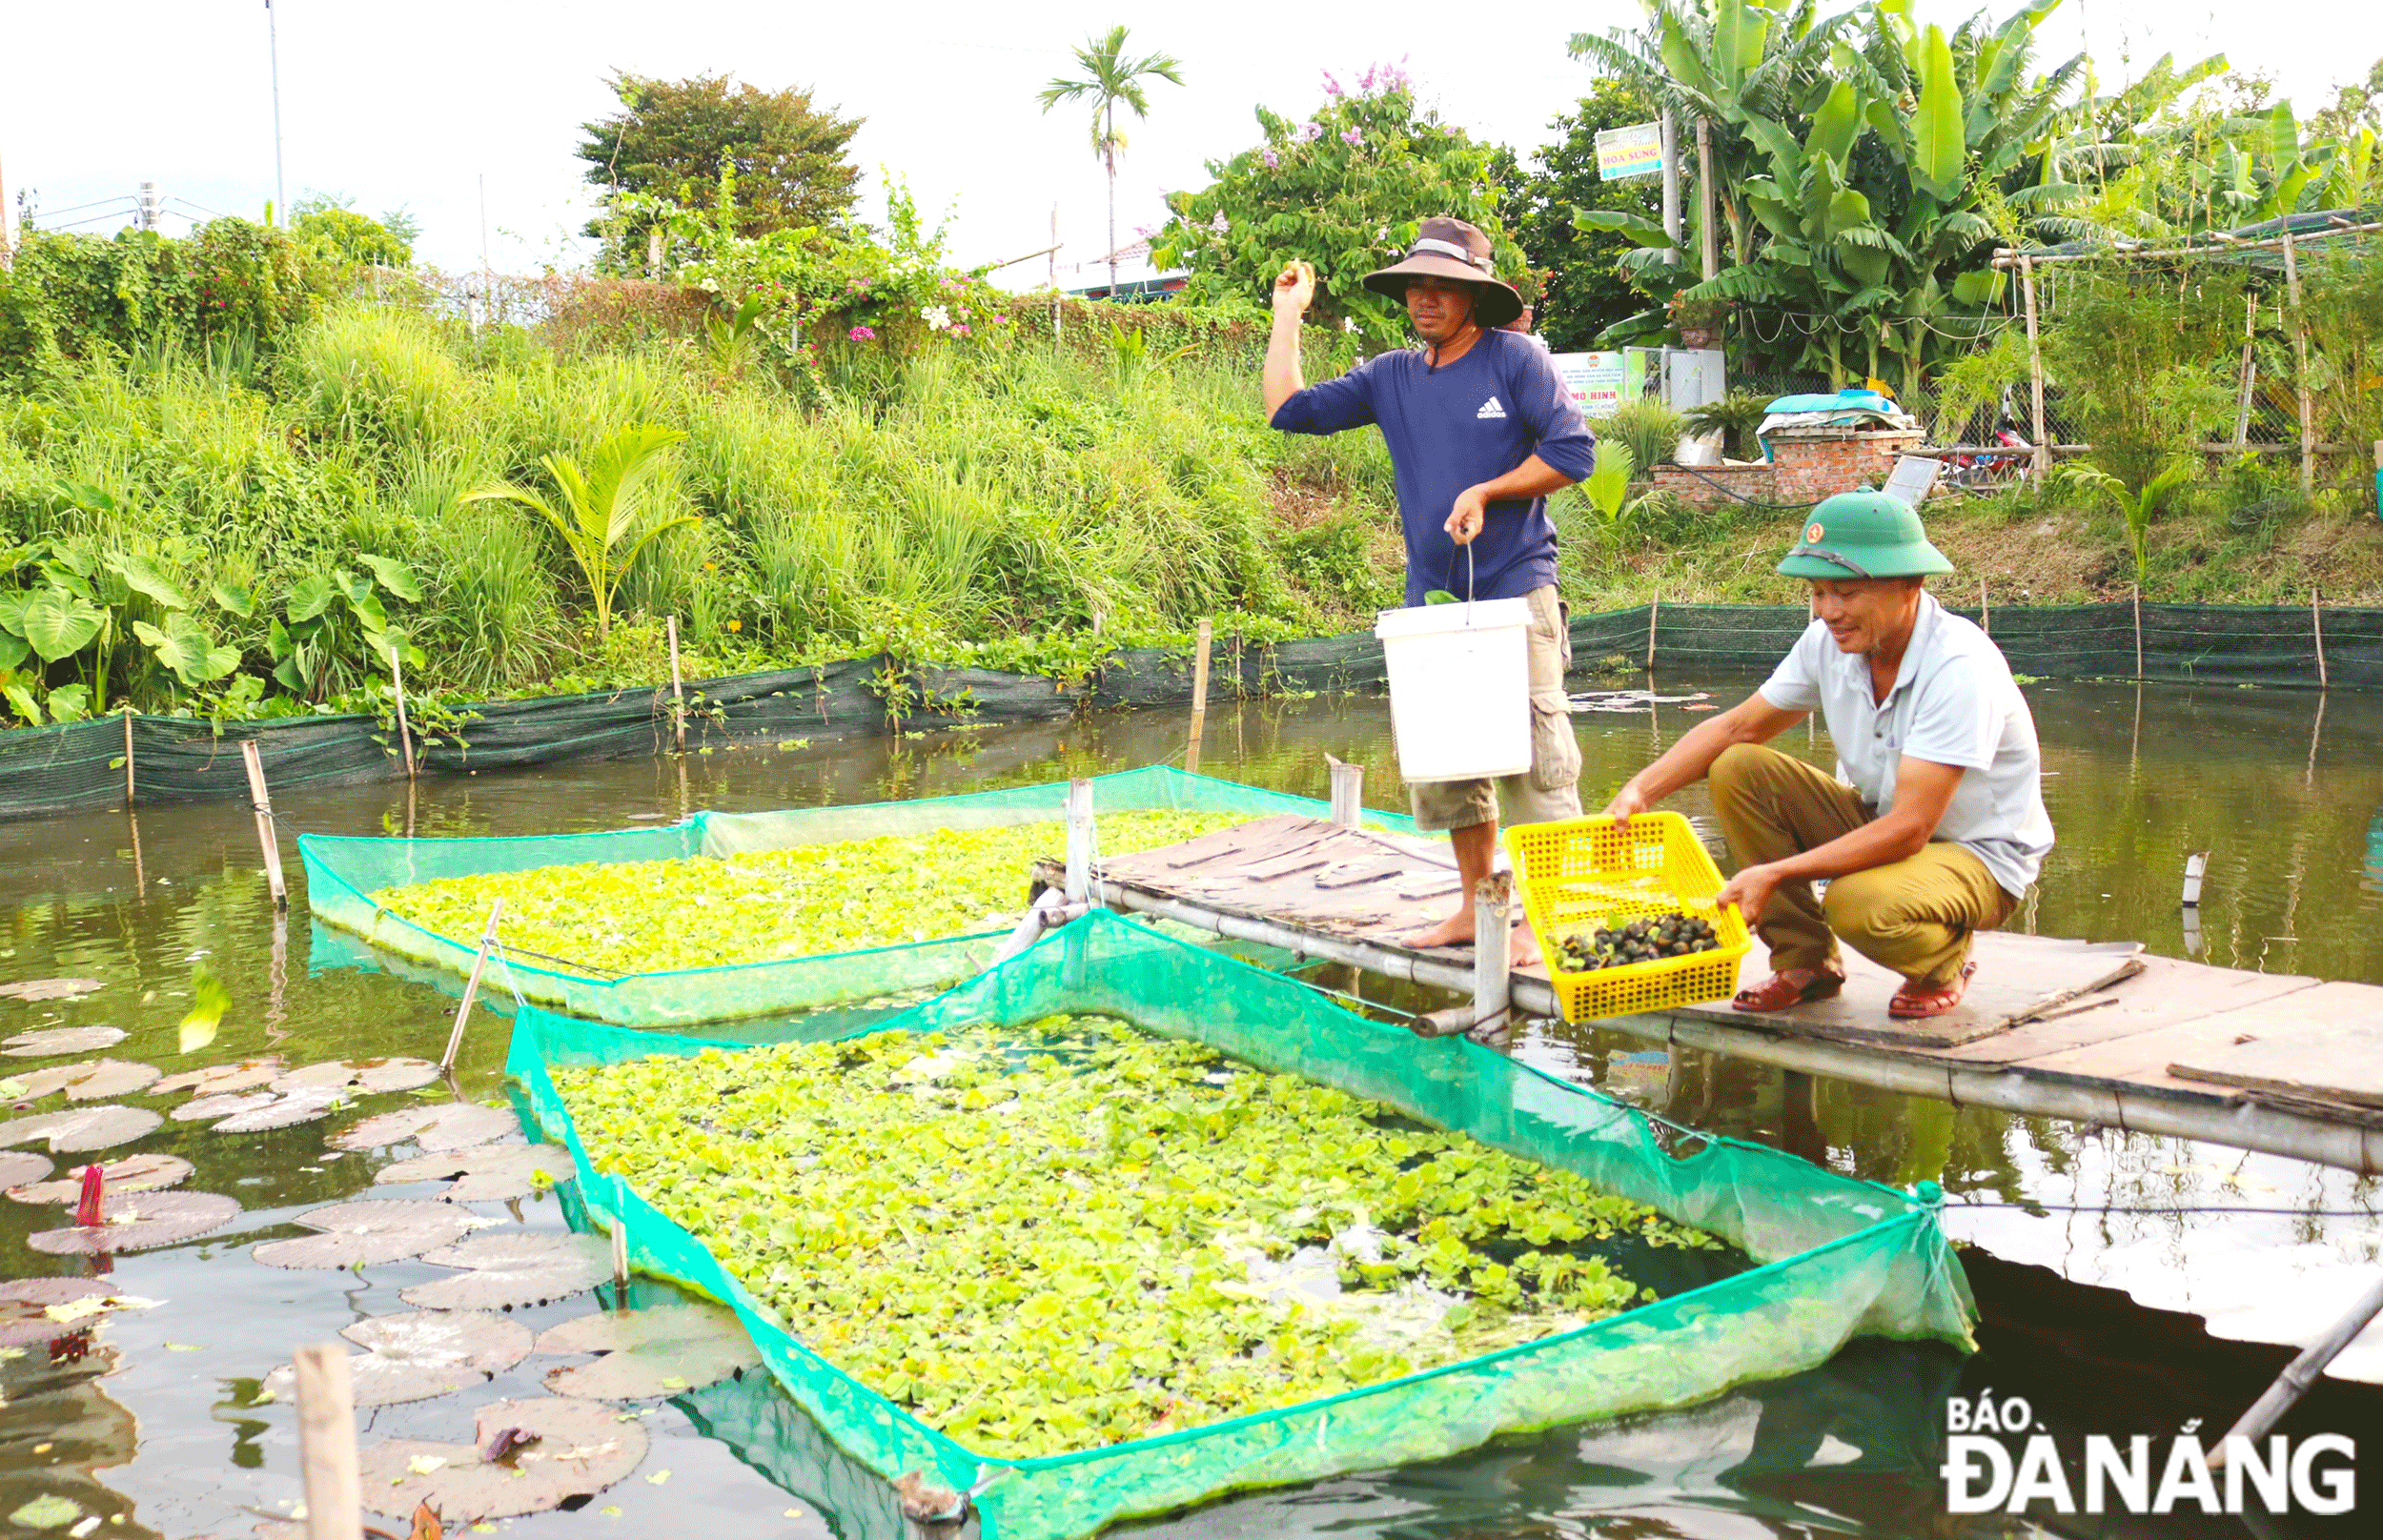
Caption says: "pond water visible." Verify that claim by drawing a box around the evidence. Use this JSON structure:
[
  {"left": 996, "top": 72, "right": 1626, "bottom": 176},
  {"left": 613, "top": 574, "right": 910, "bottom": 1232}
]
[{"left": 3, "top": 677, "right": 2379, "bottom": 1539}]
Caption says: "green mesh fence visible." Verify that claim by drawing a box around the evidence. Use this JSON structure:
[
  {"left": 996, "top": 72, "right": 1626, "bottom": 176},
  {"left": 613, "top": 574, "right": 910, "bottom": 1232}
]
[
  {"left": 303, "top": 766, "right": 1412, "bottom": 1026},
  {"left": 506, "top": 909, "right": 1976, "bottom": 1539},
  {"left": 4, "top": 604, "right": 2373, "bottom": 823}
]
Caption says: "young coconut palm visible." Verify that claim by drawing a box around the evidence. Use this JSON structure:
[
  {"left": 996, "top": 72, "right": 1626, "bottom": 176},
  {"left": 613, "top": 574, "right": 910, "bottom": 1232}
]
[
  {"left": 1038, "top": 26, "right": 1185, "bottom": 297},
  {"left": 462, "top": 423, "right": 694, "bottom": 637}
]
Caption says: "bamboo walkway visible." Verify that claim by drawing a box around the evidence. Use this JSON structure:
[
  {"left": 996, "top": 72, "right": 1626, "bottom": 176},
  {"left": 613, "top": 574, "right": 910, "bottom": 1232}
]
[{"left": 1054, "top": 812, "right": 2383, "bottom": 1175}]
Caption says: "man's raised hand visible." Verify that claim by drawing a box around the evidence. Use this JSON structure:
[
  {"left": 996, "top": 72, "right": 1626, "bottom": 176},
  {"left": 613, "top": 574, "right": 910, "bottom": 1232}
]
[{"left": 1273, "top": 260, "right": 1316, "bottom": 318}]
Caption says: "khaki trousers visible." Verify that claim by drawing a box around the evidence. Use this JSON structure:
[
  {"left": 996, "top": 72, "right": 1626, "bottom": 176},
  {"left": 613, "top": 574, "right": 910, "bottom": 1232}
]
[
  {"left": 1408, "top": 585, "right": 1583, "bottom": 833},
  {"left": 1708, "top": 743, "right": 2019, "bottom": 988}
]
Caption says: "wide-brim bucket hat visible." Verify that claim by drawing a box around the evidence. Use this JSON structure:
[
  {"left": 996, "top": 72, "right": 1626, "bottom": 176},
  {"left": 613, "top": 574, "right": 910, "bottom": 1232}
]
[
  {"left": 1362, "top": 216, "right": 1525, "bottom": 329},
  {"left": 1777, "top": 491, "right": 1956, "bottom": 579}
]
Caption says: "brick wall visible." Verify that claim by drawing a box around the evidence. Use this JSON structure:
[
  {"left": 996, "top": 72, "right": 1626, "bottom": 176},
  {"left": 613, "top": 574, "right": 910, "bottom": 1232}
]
[
  {"left": 1651, "top": 463, "right": 1775, "bottom": 511},
  {"left": 1767, "top": 428, "right": 1926, "bottom": 505}
]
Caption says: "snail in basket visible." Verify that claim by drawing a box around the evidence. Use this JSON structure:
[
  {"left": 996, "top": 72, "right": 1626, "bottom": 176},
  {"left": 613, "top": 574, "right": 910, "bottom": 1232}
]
[{"left": 1555, "top": 911, "right": 1721, "bottom": 972}]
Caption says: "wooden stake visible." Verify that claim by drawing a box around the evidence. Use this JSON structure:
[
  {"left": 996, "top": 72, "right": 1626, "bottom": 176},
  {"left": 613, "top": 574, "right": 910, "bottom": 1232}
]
[
  {"left": 1979, "top": 578, "right": 1990, "bottom": 636},
  {"left": 1187, "top": 617, "right": 1212, "bottom": 774},
  {"left": 2131, "top": 584, "right": 2145, "bottom": 681},
  {"left": 388, "top": 649, "right": 416, "bottom": 779},
  {"left": 2280, "top": 223, "right": 2315, "bottom": 494},
  {"left": 240, "top": 740, "right": 287, "bottom": 910},
  {"left": 1471, "top": 871, "right": 1515, "bottom": 1042},
  {"left": 292, "top": 1343, "right": 364, "bottom": 1540},
  {"left": 439, "top": 900, "right": 504, "bottom": 1072},
  {"left": 2233, "top": 292, "right": 2257, "bottom": 451},
  {"left": 1645, "top": 593, "right": 1660, "bottom": 673},
  {"left": 666, "top": 615, "right": 685, "bottom": 754},
  {"left": 1063, "top": 778, "right": 1094, "bottom": 904},
  {"left": 2312, "top": 586, "right": 2328, "bottom": 689},
  {"left": 2019, "top": 254, "right": 2049, "bottom": 476},
  {"left": 610, "top": 1176, "right": 632, "bottom": 1308},
  {"left": 1326, "top": 755, "right": 1363, "bottom": 828},
  {"left": 121, "top": 707, "right": 135, "bottom": 804}
]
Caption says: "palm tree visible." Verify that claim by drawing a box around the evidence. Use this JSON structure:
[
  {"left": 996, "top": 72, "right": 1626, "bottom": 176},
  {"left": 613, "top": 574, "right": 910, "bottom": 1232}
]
[{"left": 1038, "top": 26, "right": 1185, "bottom": 298}]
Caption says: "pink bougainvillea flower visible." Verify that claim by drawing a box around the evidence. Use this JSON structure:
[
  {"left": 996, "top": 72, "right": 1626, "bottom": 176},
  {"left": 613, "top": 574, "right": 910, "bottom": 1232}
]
[
  {"left": 848, "top": 325, "right": 876, "bottom": 341},
  {"left": 1262, "top": 148, "right": 1280, "bottom": 169},
  {"left": 1297, "top": 122, "right": 1322, "bottom": 142},
  {"left": 1341, "top": 128, "right": 1364, "bottom": 147},
  {"left": 1322, "top": 70, "right": 1343, "bottom": 96}
]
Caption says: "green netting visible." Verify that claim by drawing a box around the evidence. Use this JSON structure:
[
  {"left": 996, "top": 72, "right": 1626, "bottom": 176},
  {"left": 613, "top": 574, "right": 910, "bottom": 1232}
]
[
  {"left": 303, "top": 765, "right": 1413, "bottom": 1026},
  {"left": 506, "top": 909, "right": 1974, "bottom": 1539}
]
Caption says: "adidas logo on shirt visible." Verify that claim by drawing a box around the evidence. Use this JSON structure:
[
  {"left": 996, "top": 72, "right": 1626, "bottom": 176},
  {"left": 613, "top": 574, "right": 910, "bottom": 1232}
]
[{"left": 1477, "top": 395, "right": 1507, "bottom": 419}]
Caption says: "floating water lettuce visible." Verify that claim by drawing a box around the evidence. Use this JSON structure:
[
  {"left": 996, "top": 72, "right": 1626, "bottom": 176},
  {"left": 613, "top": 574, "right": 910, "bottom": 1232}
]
[
  {"left": 368, "top": 812, "right": 1242, "bottom": 977},
  {"left": 556, "top": 1015, "right": 1726, "bottom": 1460}
]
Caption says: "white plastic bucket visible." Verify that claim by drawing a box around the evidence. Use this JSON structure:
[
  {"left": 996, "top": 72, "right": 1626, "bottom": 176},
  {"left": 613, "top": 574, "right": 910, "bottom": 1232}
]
[{"left": 1374, "top": 597, "right": 1533, "bottom": 782}]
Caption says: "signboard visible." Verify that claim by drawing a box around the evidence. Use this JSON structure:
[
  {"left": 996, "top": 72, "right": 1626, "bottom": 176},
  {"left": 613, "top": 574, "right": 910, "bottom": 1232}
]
[
  {"left": 1551, "top": 351, "right": 1646, "bottom": 419},
  {"left": 1594, "top": 121, "right": 1665, "bottom": 183}
]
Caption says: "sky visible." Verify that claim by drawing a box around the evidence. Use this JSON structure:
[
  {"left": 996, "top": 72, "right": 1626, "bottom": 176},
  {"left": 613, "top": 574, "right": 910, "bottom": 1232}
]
[{"left": 4, "top": 1, "right": 2376, "bottom": 289}]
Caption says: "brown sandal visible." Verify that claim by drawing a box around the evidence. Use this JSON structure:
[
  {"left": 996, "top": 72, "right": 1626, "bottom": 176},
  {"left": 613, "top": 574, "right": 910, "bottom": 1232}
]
[
  {"left": 1732, "top": 968, "right": 1845, "bottom": 1012},
  {"left": 1889, "top": 962, "right": 1977, "bottom": 1019}
]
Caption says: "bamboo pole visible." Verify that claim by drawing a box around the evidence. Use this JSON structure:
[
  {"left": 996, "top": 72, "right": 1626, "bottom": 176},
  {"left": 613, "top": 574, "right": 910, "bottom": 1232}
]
[
  {"left": 2131, "top": 584, "right": 2145, "bottom": 681},
  {"left": 388, "top": 649, "right": 416, "bottom": 780},
  {"left": 2312, "top": 586, "right": 2328, "bottom": 689},
  {"left": 1645, "top": 593, "right": 1660, "bottom": 672},
  {"left": 292, "top": 1343, "right": 363, "bottom": 1540},
  {"left": 439, "top": 900, "right": 504, "bottom": 1072},
  {"left": 2233, "top": 292, "right": 2258, "bottom": 451},
  {"left": 1471, "top": 871, "right": 1515, "bottom": 1042},
  {"left": 239, "top": 740, "right": 287, "bottom": 910},
  {"left": 2279, "top": 224, "right": 2314, "bottom": 494},
  {"left": 1979, "top": 578, "right": 1990, "bottom": 636},
  {"left": 2019, "top": 255, "right": 2049, "bottom": 476},
  {"left": 2214, "top": 1269, "right": 2383, "bottom": 1464},
  {"left": 1186, "top": 618, "right": 1212, "bottom": 774},
  {"left": 121, "top": 707, "right": 135, "bottom": 805},
  {"left": 665, "top": 615, "right": 685, "bottom": 754}
]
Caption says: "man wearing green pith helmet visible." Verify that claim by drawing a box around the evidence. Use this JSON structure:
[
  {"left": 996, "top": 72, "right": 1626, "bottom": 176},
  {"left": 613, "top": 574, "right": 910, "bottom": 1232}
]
[{"left": 1600, "top": 493, "right": 2053, "bottom": 1020}]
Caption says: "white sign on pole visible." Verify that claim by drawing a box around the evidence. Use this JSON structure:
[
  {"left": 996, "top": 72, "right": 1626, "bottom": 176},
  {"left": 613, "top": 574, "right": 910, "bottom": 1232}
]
[{"left": 1594, "top": 122, "right": 1665, "bottom": 183}]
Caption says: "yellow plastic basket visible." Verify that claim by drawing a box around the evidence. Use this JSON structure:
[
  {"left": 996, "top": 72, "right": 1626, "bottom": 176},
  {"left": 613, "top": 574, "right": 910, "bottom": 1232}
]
[{"left": 1505, "top": 812, "right": 1752, "bottom": 1023}]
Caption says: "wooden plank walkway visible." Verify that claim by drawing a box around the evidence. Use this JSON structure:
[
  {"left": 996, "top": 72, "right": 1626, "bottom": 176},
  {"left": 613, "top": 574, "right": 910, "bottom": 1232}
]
[{"left": 1069, "top": 813, "right": 2383, "bottom": 1175}]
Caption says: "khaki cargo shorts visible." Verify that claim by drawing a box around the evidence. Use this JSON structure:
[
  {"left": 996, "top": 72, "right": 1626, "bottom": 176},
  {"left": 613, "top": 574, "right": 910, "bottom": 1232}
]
[{"left": 1407, "top": 584, "right": 1584, "bottom": 833}]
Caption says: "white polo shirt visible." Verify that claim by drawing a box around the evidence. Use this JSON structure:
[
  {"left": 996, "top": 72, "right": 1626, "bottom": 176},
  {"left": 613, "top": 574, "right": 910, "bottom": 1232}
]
[{"left": 1757, "top": 593, "right": 2054, "bottom": 898}]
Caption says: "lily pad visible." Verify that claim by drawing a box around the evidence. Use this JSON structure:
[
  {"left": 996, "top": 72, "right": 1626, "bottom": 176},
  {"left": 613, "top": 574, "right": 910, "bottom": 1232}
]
[
  {"left": 400, "top": 1232, "right": 611, "bottom": 1311},
  {"left": 261, "top": 1310, "right": 536, "bottom": 1408},
  {"left": 173, "top": 1090, "right": 278, "bottom": 1123},
  {"left": 271, "top": 1057, "right": 439, "bottom": 1095},
  {"left": 0, "top": 1150, "right": 51, "bottom": 1187},
  {"left": 1, "top": 1025, "right": 125, "bottom": 1058},
  {"left": 536, "top": 1303, "right": 760, "bottom": 1399},
  {"left": 356, "top": 1395, "right": 648, "bottom": 1521},
  {"left": 8, "top": 1152, "right": 193, "bottom": 1205},
  {"left": 0, "top": 1104, "right": 165, "bottom": 1153},
  {"left": 376, "top": 1144, "right": 572, "bottom": 1203},
  {"left": 0, "top": 979, "right": 105, "bottom": 1003},
  {"left": 211, "top": 1087, "right": 349, "bottom": 1133},
  {"left": 0, "top": 1277, "right": 116, "bottom": 1347},
  {"left": 28, "top": 1190, "right": 242, "bottom": 1254},
  {"left": 335, "top": 1103, "right": 519, "bottom": 1155},
  {"left": 12, "top": 1059, "right": 161, "bottom": 1102},
  {"left": 152, "top": 1056, "right": 286, "bottom": 1098},
  {"left": 252, "top": 1198, "right": 479, "bottom": 1268}
]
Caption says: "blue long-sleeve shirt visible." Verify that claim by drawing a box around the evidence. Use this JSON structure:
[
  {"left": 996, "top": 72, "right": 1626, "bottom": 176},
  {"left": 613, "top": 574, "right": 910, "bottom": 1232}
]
[{"left": 1270, "top": 330, "right": 1597, "bottom": 605}]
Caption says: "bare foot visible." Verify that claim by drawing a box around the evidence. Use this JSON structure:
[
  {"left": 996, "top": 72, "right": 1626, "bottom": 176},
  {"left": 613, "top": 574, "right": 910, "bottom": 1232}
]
[
  {"left": 1403, "top": 908, "right": 1476, "bottom": 949},
  {"left": 1509, "top": 924, "right": 1542, "bottom": 968}
]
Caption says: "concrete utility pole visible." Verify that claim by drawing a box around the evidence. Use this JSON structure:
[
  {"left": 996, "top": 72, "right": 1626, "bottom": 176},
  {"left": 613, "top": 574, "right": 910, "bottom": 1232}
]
[
  {"left": 265, "top": 0, "right": 286, "bottom": 224},
  {"left": 138, "top": 182, "right": 162, "bottom": 231}
]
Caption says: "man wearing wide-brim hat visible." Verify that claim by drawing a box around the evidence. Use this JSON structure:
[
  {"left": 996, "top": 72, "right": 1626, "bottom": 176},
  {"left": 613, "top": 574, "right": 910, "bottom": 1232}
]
[
  {"left": 1599, "top": 493, "right": 2055, "bottom": 1019},
  {"left": 1264, "top": 216, "right": 1597, "bottom": 955}
]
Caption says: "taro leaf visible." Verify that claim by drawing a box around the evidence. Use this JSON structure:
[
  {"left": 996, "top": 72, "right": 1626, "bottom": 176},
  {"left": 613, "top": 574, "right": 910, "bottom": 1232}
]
[
  {"left": 173, "top": 1090, "right": 279, "bottom": 1123},
  {"left": 260, "top": 1309, "right": 535, "bottom": 1408},
  {"left": 356, "top": 1395, "right": 649, "bottom": 1521},
  {"left": 252, "top": 1198, "right": 479, "bottom": 1269},
  {"left": 211, "top": 1087, "right": 349, "bottom": 1133},
  {"left": 536, "top": 1303, "right": 760, "bottom": 1399},
  {"left": 375, "top": 1144, "right": 571, "bottom": 1203},
  {"left": 0, "top": 979, "right": 105, "bottom": 1004},
  {"left": 0, "top": 1023, "right": 123, "bottom": 1054},
  {"left": 12, "top": 1059, "right": 161, "bottom": 1102},
  {"left": 8, "top": 1152, "right": 192, "bottom": 1204},
  {"left": 336, "top": 1103, "right": 519, "bottom": 1155},
  {"left": 0, "top": 1150, "right": 51, "bottom": 1187},
  {"left": 0, "top": 1277, "right": 117, "bottom": 1347},
  {"left": 272, "top": 1056, "right": 440, "bottom": 1095},
  {"left": 400, "top": 1233, "right": 611, "bottom": 1311},
  {"left": 152, "top": 1056, "right": 286, "bottom": 1098},
  {"left": 21, "top": 586, "right": 104, "bottom": 662},
  {"left": 29, "top": 1190, "right": 242, "bottom": 1254},
  {"left": 0, "top": 1104, "right": 164, "bottom": 1153}
]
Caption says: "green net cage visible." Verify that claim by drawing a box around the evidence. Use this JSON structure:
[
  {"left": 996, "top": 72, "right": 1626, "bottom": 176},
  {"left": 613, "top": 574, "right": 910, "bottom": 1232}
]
[
  {"left": 302, "top": 766, "right": 1413, "bottom": 1026},
  {"left": 508, "top": 909, "right": 1977, "bottom": 1539}
]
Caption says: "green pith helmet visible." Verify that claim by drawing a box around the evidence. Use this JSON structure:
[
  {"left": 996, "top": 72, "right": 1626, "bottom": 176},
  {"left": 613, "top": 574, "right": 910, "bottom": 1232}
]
[{"left": 1776, "top": 491, "right": 1956, "bottom": 579}]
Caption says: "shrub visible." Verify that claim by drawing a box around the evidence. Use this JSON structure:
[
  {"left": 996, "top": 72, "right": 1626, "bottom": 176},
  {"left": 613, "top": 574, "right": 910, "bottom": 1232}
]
[{"left": 1599, "top": 400, "right": 1688, "bottom": 476}]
